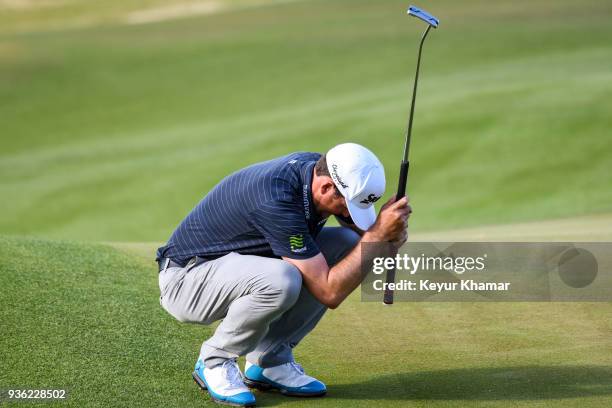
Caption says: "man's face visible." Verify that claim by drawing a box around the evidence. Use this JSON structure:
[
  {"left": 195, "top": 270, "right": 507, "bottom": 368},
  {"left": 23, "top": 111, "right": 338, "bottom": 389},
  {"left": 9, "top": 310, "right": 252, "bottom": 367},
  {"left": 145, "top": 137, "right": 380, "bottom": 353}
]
[{"left": 316, "top": 179, "right": 350, "bottom": 218}]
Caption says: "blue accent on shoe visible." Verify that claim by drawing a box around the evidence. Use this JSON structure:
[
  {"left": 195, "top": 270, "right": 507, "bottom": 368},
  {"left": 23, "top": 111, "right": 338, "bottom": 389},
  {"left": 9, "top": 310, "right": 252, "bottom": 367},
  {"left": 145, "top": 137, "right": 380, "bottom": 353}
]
[
  {"left": 244, "top": 364, "right": 326, "bottom": 396},
  {"left": 193, "top": 359, "right": 256, "bottom": 407}
]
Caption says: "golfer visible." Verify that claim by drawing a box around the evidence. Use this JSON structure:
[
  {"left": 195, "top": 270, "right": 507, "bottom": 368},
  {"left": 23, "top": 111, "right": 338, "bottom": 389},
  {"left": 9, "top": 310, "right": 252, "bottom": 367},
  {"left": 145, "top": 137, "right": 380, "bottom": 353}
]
[{"left": 156, "top": 143, "right": 410, "bottom": 406}]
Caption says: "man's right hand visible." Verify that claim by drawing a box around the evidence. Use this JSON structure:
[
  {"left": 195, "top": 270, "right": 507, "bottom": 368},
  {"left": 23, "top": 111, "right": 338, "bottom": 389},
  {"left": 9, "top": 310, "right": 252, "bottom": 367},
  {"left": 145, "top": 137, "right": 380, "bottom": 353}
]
[
  {"left": 286, "top": 195, "right": 411, "bottom": 309},
  {"left": 364, "top": 195, "right": 411, "bottom": 246}
]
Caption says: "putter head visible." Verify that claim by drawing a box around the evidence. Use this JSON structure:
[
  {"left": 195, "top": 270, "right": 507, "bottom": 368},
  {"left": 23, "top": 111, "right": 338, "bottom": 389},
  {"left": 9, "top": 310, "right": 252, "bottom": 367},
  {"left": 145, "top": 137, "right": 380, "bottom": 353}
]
[{"left": 407, "top": 5, "right": 439, "bottom": 28}]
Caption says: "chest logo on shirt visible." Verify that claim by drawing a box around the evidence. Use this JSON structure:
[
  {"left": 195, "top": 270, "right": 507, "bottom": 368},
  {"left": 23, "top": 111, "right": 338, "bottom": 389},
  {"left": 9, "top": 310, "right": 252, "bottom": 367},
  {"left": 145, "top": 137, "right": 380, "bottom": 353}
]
[{"left": 289, "top": 234, "right": 307, "bottom": 253}]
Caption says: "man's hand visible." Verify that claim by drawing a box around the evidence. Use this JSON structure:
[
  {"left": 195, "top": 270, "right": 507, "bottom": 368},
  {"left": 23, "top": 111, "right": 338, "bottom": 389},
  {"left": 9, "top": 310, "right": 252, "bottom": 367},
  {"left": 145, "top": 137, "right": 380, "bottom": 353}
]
[
  {"left": 284, "top": 195, "right": 412, "bottom": 309},
  {"left": 364, "top": 195, "right": 411, "bottom": 248}
]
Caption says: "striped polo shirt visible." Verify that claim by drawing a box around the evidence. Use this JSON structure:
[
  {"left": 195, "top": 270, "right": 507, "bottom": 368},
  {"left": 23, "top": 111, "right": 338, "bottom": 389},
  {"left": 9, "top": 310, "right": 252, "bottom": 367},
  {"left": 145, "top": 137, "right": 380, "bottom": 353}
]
[{"left": 156, "top": 152, "right": 328, "bottom": 265}]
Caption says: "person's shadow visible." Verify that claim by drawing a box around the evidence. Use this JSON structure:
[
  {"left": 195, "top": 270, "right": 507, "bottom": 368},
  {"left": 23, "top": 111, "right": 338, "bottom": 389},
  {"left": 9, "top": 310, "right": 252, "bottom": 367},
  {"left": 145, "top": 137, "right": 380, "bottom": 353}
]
[{"left": 253, "top": 365, "right": 612, "bottom": 406}]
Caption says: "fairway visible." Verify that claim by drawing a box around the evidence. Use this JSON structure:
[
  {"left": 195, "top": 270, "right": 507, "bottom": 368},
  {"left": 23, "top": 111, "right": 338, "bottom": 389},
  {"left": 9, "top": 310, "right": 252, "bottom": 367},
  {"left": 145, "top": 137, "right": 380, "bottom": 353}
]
[
  {"left": 2, "top": 0, "right": 612, "bottom": 407},
  {"left": 2, "top": 0, "right": 612, "bottom": 241}
]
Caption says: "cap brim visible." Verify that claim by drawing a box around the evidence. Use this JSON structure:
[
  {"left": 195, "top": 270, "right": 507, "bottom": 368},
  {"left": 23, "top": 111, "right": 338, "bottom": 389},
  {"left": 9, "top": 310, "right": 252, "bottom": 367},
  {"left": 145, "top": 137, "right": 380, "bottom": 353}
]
[{"left": 346, "top": 200, "right": 377, "bottom": 231}]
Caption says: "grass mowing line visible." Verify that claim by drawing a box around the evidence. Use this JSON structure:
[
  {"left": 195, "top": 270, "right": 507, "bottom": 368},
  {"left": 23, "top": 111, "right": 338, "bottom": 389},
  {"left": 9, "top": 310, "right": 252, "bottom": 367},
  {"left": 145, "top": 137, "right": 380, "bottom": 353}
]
[
  {"left": 125, "top": 0, "right": 307, "bottom": 25},
  {"left": 2, "top": 1, "right": 611, "bottom": 240},
  {"left": 0, "top": 74, "right": 410, "bottom": 164},
  {"left": 5, "top": 40, "right": 612, "bottom": 160},
  {"left": 3, "top": 53, "right": 608, "bottom": 192},
  {"left": 108, "top": 213, "right": 612, "bottom": 263},
  {"left": 411, "top": 213, "right": 612, "bottom": 242},
  {"left": 3, "top": 43, "right": 610, "bottom": 200},
  {"left": 0, "top": 0, "right": 309, "bottom": 36}
]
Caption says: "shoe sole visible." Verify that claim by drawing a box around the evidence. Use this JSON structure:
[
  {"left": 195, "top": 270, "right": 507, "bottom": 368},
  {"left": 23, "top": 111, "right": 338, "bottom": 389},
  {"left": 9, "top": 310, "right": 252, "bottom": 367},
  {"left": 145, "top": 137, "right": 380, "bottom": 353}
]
[
  {"left": 192, "top": 371, "right": 256, "bottom": 407},
  {"left": 243, "top": 377, "right": 326, "bottom": 398}
]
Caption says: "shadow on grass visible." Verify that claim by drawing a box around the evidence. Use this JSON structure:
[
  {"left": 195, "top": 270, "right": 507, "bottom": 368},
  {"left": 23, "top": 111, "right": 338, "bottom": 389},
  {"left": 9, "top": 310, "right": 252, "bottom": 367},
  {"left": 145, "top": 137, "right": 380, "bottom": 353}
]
[{"left": 254, "top": 365, "right": 612, "bottom": 406}]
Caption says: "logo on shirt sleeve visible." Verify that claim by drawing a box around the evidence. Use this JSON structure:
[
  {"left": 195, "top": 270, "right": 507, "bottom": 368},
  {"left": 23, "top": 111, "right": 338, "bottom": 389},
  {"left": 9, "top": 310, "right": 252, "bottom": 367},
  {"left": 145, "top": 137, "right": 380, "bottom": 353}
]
[{"left": 289, "top": 234, "right": 307, "bottom": 253}]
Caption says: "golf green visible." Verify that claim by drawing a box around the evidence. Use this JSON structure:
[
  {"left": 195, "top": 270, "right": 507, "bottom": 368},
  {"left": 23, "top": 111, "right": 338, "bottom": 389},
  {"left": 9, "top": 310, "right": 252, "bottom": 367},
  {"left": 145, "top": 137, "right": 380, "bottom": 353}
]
[{"left": 2, "top": 221, "right": 612, "bottom": 407}]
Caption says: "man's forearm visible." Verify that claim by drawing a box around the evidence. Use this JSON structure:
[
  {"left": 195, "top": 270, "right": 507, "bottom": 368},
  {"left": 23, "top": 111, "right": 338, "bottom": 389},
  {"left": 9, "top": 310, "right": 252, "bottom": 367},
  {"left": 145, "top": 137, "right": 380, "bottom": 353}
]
[
  {"left": 324, "top": 231, "right": 379, "bottom": 308},
  {"left": 290, "top": 195, "right": 409, "bottom": 308}
]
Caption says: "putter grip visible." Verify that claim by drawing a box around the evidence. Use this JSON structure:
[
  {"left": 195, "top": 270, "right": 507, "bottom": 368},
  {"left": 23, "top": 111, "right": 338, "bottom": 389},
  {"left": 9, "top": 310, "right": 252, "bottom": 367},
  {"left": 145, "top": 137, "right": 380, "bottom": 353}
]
[
  {"left": 383, "top": 160, "right": 410, "bottom": 304},
  {"left": 396, "top": 160, "right": 409, "bottom": 200}
]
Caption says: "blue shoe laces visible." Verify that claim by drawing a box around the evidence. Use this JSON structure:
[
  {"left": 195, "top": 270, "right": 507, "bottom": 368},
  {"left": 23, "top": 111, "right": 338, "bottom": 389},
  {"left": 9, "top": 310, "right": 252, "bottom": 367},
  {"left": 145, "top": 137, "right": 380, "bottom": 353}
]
[
  {"left": 290, "top": 362, "right": 305, "bottom": 375},
  {"left": 221, "top": 359, "right": 245, "bottom": 389}
]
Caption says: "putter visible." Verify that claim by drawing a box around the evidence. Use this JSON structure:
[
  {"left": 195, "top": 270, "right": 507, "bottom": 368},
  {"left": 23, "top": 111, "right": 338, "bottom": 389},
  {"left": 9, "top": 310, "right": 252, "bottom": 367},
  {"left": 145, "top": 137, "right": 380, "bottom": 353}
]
[{"left": 383, "top": 5, "right": 439, "bottom": 305}]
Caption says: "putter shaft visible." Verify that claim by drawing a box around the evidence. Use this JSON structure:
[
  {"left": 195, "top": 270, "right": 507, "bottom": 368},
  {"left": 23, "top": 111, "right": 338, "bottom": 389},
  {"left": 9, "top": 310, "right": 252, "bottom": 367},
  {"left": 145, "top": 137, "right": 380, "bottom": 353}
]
[{"left": 383, "top": 20, "right": 435, "bottom": 305}]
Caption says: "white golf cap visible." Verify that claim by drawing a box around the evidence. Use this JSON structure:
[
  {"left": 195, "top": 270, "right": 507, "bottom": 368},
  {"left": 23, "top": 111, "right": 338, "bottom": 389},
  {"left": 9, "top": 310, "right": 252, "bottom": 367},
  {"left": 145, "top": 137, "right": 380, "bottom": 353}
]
[{"left": 326, "top": 143, "right": 386, "bottom": 230}]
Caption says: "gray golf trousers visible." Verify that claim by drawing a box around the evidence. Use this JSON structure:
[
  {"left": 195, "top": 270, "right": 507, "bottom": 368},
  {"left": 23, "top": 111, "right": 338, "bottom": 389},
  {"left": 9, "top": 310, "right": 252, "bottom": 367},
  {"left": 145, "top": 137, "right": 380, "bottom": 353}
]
[{"left": 159, "top": 226, "right": 360, "bottom": 368}]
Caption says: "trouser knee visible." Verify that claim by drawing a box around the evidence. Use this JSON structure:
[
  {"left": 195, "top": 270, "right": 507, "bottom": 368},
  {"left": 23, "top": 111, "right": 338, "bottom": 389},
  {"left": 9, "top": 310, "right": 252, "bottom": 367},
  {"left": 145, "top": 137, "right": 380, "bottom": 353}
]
[
  {"left": 267, "top": 262, "right": 302, "bottom": 310},
  {"left": 338, "top": 228, "right": 360, "bottom": 251},
  {"left": 319, "top": 227, "right": 361, "bottom": 266}
]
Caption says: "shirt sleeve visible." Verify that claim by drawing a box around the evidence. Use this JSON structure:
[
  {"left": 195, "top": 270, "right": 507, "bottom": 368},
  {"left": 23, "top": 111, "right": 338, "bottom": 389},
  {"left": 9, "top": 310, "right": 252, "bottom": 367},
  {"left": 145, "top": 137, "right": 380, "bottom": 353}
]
[{"left": 250, "top": 200, "right": 321, "bottom": 260}]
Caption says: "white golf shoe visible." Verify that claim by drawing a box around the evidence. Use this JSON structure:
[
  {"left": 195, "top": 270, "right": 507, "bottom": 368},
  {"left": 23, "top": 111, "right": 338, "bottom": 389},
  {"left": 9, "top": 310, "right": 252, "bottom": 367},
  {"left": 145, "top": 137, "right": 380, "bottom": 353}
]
[
  {"left": 193, "top": 358, "right": 256, "bottom": 407},
  {"left": 244, "top": 360, "right": 326, "bottom": 397}
]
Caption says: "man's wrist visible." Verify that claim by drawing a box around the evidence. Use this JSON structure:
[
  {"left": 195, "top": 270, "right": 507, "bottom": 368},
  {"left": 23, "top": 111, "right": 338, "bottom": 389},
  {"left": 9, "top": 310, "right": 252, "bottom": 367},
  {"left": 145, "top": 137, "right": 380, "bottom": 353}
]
[{"left": 362, "top": 230, "right": 383, "bottom": 243}]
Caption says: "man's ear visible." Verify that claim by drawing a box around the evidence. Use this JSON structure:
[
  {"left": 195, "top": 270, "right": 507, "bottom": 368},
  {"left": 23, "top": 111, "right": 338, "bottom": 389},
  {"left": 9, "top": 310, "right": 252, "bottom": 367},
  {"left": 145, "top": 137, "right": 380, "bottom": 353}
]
[{"left": 321, "top": 178, "right": 335, "bottom": 195}]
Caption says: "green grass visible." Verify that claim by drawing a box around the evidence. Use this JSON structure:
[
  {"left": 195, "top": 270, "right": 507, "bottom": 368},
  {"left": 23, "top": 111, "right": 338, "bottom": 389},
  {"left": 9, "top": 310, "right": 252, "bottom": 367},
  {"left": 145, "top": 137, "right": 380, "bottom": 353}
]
[
  {"left": 2, "top": 234, "right": 612, "bottom": 407},
  {"left": 1, "top": 0, "right": 612, "bottom": 242},
  {"left": 2, "top": 2, "right": 612, "bottom": 406},
  {"left": 0, "top": 235, "right": 213, "bottom": 406}
]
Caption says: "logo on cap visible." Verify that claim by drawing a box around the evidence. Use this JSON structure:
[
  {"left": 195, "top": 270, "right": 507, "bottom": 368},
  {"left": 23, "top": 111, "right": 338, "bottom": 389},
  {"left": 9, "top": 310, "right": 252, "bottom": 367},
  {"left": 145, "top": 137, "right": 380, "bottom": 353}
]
[
  {"left": 359, "top": 194, "right": 381, "bottom": 205},
  {"left": 330, "top": 164, "right": 348, "bottom": 189},
  {"left": 325, "top": 143, "right": 386, "bottom": 231}
]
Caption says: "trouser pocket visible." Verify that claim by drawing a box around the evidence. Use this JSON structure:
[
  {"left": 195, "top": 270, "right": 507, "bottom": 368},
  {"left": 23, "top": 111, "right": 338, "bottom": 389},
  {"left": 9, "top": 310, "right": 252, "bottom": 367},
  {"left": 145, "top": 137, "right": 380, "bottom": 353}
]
[{"left": 159, "top": 267, "right": 184, "bottom": 304}]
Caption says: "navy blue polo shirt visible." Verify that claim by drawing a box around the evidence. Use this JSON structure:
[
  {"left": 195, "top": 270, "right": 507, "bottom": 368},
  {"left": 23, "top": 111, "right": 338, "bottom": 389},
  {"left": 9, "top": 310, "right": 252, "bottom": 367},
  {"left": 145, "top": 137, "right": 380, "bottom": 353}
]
[{"left": 157, "top": 152, "right": 328, "bottom": 265}]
